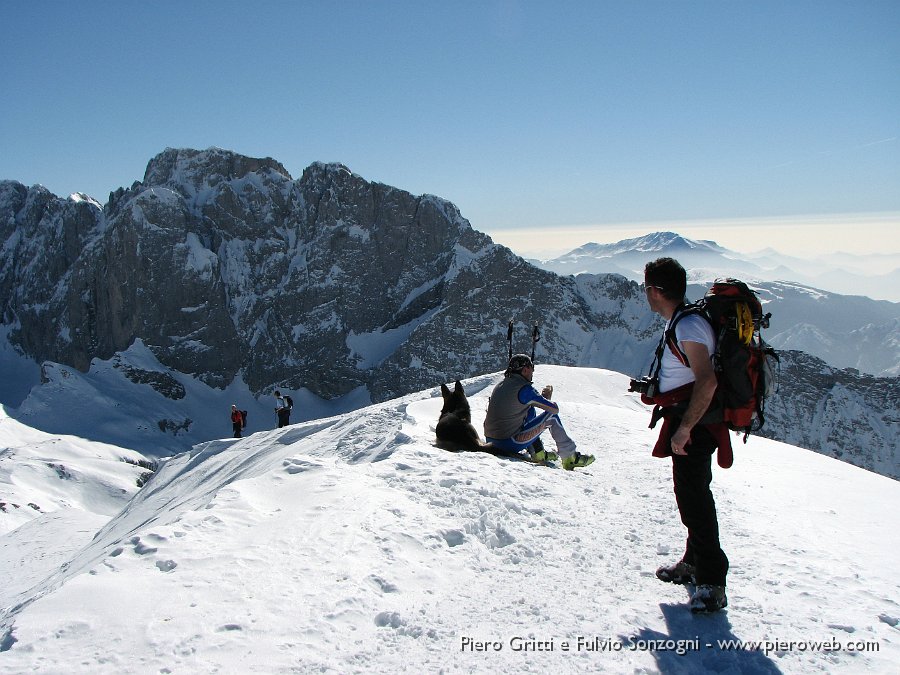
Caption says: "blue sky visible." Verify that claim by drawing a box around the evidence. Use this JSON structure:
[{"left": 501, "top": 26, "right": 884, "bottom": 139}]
[{"left": 2, "top": 1, "right": 898, "bottom": 256}]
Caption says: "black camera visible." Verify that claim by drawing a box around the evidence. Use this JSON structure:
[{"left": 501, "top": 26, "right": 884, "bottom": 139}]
[{"left": 628, "top": 376, "right": 658, "bottom": 397}]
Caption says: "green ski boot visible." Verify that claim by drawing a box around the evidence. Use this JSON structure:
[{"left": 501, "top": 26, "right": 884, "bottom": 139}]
[
  {"left": 530, "top": 448, "right": 558, "bottom": 463},
  {"left": 562, "top": 452, "right": 595, "bottom": 471}
]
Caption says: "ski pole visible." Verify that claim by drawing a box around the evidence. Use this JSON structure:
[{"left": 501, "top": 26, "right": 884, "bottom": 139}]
[{"left": 507, "top": 320, "right": 514, "bottom": 360}]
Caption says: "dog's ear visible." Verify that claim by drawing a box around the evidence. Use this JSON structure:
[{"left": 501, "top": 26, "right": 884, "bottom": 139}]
[
  {"left": 440, "top": 383, "right": 451, "bottom": 399},
  {"left": 454, "top": 380, "right": 463, "bottom": 393}
]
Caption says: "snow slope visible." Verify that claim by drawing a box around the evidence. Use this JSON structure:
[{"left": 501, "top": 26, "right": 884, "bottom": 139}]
[
  {"left": 1, "top": 366, "right": 898, "bottom": 673},
  {"left": 0, "top": 408, "right": 149, "bottom": 537},
  {"left": 4, "top": 339, "right": 372, "bottom": 457}
]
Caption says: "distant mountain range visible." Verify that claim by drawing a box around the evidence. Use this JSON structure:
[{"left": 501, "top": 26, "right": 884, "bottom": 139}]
[
  {"left": 1, "top": 149, "right": 896, "bottom": 479},
  {"left": 532, "top": 232, "right": 900, "bottom": 303},
  {"left": 532, "top": 232, "right": 900, "bottom": 378}
]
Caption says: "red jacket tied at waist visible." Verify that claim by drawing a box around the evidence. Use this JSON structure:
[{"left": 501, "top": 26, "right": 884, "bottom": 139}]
[{"left": 643, "top": 383, "right": 733, "bottom": 469}]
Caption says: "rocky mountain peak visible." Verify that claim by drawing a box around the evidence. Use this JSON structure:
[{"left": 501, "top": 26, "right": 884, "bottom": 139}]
[
  {"left": 302, "top": 161, "right": 353, "bottom": 179},
  {"left": 142, "top": 147, "right": 292, "bottom": 199}
]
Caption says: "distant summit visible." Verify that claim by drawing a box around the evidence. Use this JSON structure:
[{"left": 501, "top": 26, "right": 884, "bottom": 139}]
[
  {"left": 566, "top": 232, "right": 726, "bottom": 259},
  {"left": 538, "top": 231, "right": 750, "bottom": 277}
]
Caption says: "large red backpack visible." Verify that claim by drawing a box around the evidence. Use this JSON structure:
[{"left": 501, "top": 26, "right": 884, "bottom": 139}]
[{"left": 660, "top": 279, "right": 779, "bottom": 440}]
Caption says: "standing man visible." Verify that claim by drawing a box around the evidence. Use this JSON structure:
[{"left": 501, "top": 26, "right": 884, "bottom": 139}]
[
  {"left": 230, "top": 404, "right": 244, "bottom": 438},
  {"left": 484, "top": 354, "right": 594, "bottom": 470},
  {"left": 274, "top": 390, "right": 291, "bottom": 428},
  {"left": 643, "top": 257, "right": 729, "bottom": 613}
]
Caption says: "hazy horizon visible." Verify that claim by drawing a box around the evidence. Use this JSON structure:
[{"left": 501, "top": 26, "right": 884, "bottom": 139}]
[{"left": 485, "top": 211, "right": 900, "bottom": 260}]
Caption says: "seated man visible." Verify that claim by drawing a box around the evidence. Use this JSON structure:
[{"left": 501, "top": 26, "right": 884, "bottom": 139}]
[{"left": 483, "top": 354, "right": 594, "bottom": 470}]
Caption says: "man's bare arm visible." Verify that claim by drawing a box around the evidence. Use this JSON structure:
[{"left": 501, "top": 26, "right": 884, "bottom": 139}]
[{"left": 671, "top": 340, "right": 717, "bottom": 455}]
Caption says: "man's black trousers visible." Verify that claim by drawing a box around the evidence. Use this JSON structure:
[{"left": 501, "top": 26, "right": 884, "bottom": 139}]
[{"left": 671, "top": 423, "right": 729, "bottom": 587}]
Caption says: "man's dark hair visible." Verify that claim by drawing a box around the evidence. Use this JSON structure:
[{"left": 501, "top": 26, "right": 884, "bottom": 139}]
[{"left": 644, "top": 257, "right": 687, "bottom": 302}]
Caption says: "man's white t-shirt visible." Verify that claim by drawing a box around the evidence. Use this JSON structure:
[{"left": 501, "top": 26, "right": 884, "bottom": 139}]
[{"left": 658, "top": 311, "right": 716, "bottom": 393}]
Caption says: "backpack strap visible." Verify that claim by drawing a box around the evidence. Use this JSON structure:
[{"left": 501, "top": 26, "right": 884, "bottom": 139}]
[{"left": 649, "top": 303, "right": 705, "bottom": 379}]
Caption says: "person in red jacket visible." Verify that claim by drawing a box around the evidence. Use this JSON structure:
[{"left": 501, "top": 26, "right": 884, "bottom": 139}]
[{"left": 231, "top": 404, "right": 244, "bottom": 438}]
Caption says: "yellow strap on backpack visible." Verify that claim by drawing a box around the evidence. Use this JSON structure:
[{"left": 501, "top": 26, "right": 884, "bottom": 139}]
[{"left": 736, "top": 302, "right": 754, "bottom": 344}]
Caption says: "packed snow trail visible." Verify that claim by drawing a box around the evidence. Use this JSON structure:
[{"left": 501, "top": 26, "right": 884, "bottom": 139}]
[{"left": 0, "top": 367, "right": 897, "bottom": 673}]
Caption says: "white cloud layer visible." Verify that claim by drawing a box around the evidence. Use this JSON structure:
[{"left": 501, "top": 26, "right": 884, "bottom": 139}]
[{"left": 486, "top": 212, "right": 900, "bottom": 260}]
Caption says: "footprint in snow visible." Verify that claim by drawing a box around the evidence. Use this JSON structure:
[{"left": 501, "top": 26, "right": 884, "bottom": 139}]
[
  {"left": 374, "top": 611, "right": 405, "bottom": 629},
  {"left": 283, "top": 458, "right": 322, "bottom": 474},
  {"left": 440, "top": 529, "right": 466, "bottom": 547},
  {"left": 878, "top": 614, "right": 899, "bottom": 627},
  {"left": 156, "top": 560, "right": 178, "bottom": 573},
  {"left": 130, "top": 536, "right": 158, "bottom": 556},
  {"left": 367, "top": 575, "right": 400, "bottom": 593}
]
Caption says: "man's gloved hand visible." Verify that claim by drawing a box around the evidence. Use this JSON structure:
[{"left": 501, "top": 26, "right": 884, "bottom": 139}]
[{"left": 541, "top": 385, "right": 553, "bottom": 399}]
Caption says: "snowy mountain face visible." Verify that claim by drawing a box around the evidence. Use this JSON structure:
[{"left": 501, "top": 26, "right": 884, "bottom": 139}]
[
  {"left": 752, "top": 284, "right": 900, "bottom": 378},
  {"left": 2, "top": 148, "right": 608, "bottom": 401},
  {"left": 1, "top": 367, "right": 898, "bottom": 673},
  {"left": 1, "top": 148, "right": 897, "bottom": 480},
  {"left": 3, "top": 149, "right": 486, "bottom": 396},
  {"left": 0, "top": 148, "right": 657, "bottom": 438},
  {"left": 760, "top": 350, "right": 900, "bottom": 480}
]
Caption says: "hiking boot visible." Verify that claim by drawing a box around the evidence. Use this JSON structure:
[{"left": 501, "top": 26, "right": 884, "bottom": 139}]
[
  {"left": 530, "top": 448, "right": 558, "bottom": 463},
  {"left": 527, "top": 438, "right": 554, "bottom": 462},
  {"left": 656, "top": 560, "right": 696, "bottom": 585},
  {"left": 690, "top": 584, "right": 728, "bottom": 613},
  {"left": 562, "top": 452, "right": 595, "bottom": 471}
]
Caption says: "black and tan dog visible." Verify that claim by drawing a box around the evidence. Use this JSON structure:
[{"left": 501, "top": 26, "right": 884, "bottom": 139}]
[
  {"left": 435, "top": 380, "right": 543, "bottom": 463},
  {"left": 435, "top": 381, "right": 484, "bottom": 452}
]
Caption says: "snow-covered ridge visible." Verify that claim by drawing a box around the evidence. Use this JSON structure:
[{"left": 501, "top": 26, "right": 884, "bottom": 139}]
[
  {"left": 1, "top": 366, "right": 897, "bottom": 673},
  {"left": 1, "top": 148, "right": 896, "bottom": 480}
]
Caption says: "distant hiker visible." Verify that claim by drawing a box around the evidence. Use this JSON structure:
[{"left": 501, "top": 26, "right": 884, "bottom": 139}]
[
  {"left": 483, "top": 354, "right": 594, "bottom": 470},
  {"left": 231, "top": 404, "right": 244, "bottom": 438},
  {"left": 274, "top": 390, "right": 291, "bottom": 428},
  {"left": 641, "top": 257, "right": 729, "bottom": 613}
]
